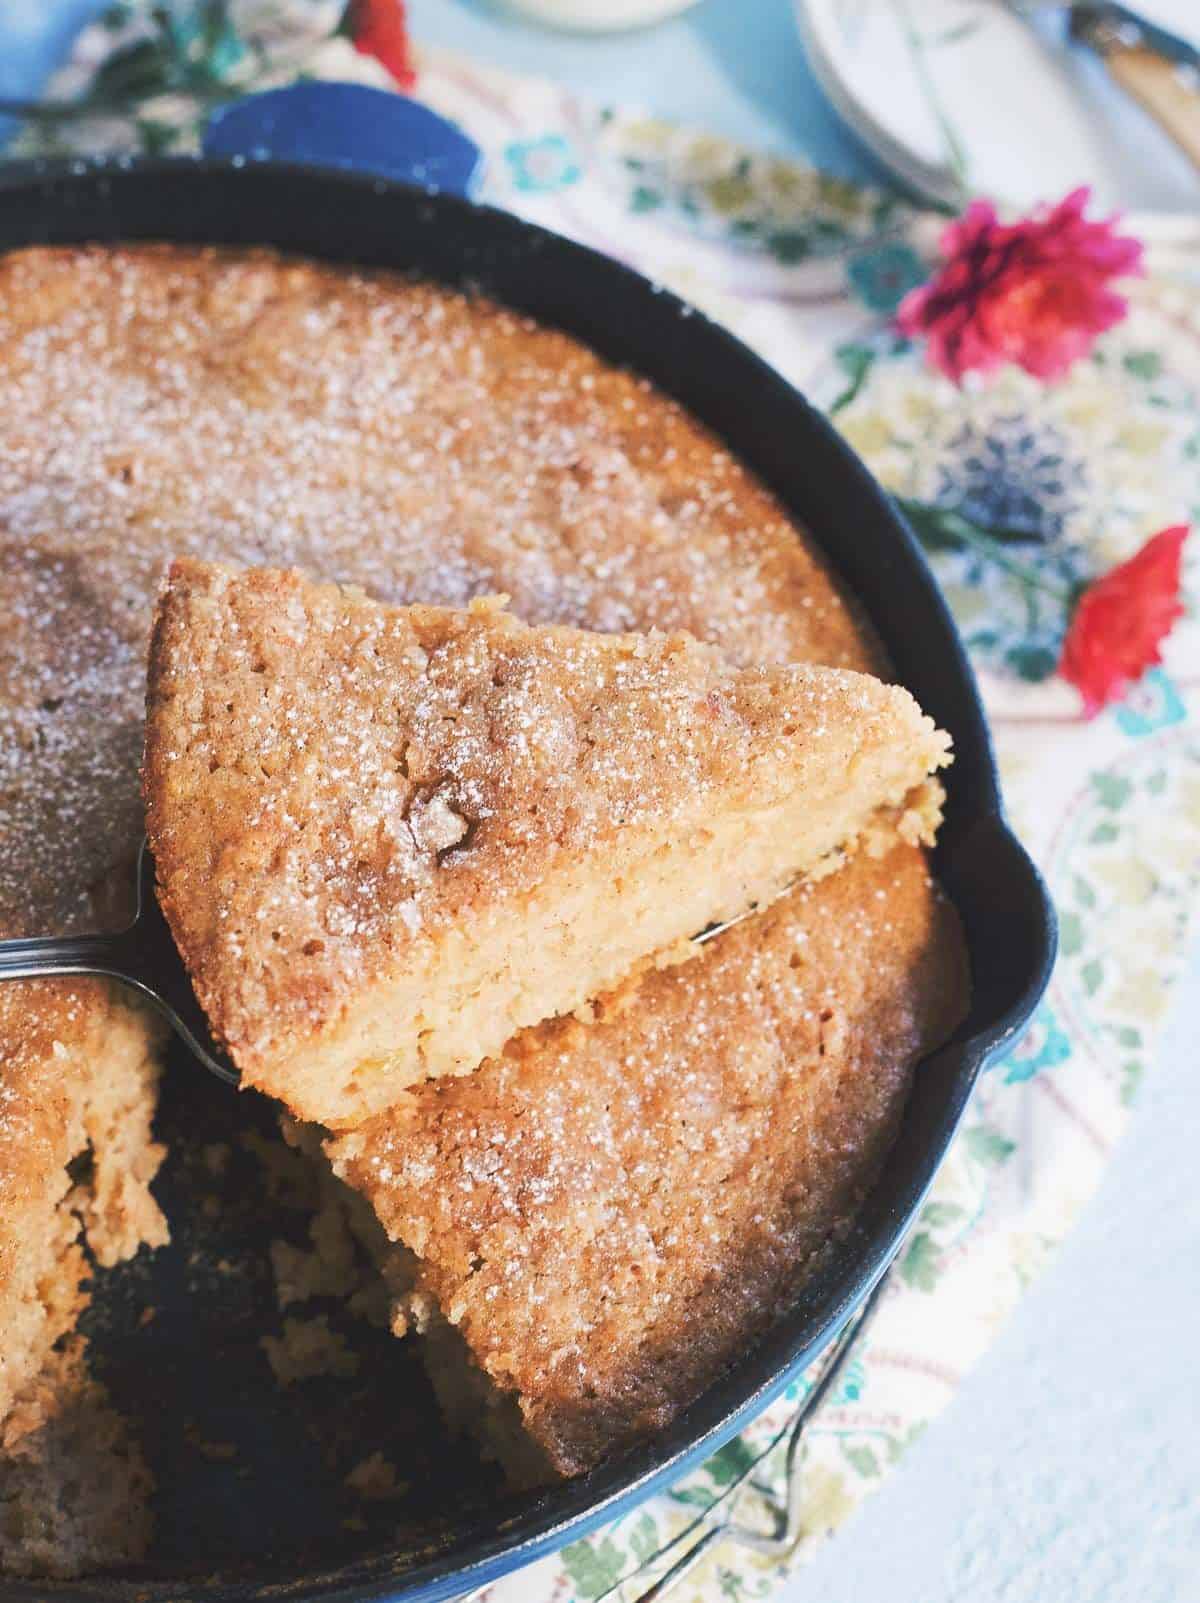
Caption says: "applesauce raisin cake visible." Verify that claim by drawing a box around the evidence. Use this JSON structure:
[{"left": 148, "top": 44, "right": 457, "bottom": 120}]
[
  {"left": 143, "top": 560, "right": 949, "bottom": 1129},
  {"left": 0, "top": 243, "right": 967, "bottom": 1566}
]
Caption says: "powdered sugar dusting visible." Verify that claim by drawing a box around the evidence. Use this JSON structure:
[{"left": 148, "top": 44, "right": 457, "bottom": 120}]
[
  {"left": 0, "top": 245, "right": 870, "bottom": 944},
  {"left": 143, "top": 561, "right": 918, "bottom": 1074},
  {"left": 330, "top": 844, "right": 967, "bottom": 1473}
]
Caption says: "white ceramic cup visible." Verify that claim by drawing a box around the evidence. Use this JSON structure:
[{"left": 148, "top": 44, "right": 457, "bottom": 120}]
[{"left": 501, "top": 0, "right": 701, "bottom": 31}]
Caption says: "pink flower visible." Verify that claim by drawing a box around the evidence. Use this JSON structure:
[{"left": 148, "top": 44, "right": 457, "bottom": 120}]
[
  {"left": 1059, "top": 525, "right": 1189, "bottom": 715},
  {"left": 896, "top": 188, "right": 1143, "bottom": 383}
]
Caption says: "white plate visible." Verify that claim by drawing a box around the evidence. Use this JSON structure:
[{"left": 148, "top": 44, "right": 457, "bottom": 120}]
[{"left": 795, "top": 0, "right": 1200, "bottom": 213}]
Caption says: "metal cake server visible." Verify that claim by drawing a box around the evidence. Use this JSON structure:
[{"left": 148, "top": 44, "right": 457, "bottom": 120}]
[
  {"left": 0, "top": 839, "right": 793, "bottom": 1088},
  {"left": 0, "top": 839, "right": 239, "bottom": 1084}
]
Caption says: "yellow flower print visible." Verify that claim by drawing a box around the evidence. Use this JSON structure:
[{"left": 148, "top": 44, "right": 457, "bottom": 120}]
[
  {"left": 1092, "top": 855, "right": 1158, "bottom": 905},
  {"left": 1116, "top": 419, "right": 1170, "bottom": 456},
  {"left": 1108, "top": 967, "right": 1170, "bottom": 1021},
  {"left": 799, "top": 1464, "right": 857, "bottom": 1538},
  {"left": 764, "top": 158, "right": 805, "bottom": 200},
  {"left": 705, "top": 172, "right": 755, "bottom": 214},
  {"left": 619, "top": 117, "right": 673, "bottom": 152},
  {"left": 899, "top": 389, "right": 939, "bottom": 429},
  {"left": 837, "top": 412, "right": 893, "bottom": 458},
  {"left": 1179, "top": 775, "right": 1200, "bottom": 827},
  {"left": 1061, "top": 393, "right": 1109, "bottom": 430},
  {"left": 943, "top": 583, "right": 991, "bottom": 626}
]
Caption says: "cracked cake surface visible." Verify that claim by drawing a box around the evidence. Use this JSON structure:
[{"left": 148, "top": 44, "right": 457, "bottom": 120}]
[{"left": 143, "top": 559, "right": 949, "bottom": 1127}]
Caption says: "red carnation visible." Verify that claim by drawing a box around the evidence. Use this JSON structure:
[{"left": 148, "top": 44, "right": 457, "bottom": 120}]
[
  {"left": 897, "top": 188, "right": 1143, "bottom": 383},
  {"left": 1059, "top": 526, "right": 1189, "bottom": 715},
  {"left": 349, "top": 0, "right": 416, "bottom": 90}
]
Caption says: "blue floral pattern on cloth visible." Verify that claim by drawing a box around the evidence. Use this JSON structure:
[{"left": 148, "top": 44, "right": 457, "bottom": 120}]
[
  {"left": 833, "top": 1357, "right": 866, "bottom": 1404},
  {"left": 935, "top": 416, "right": 1086, "bottom": 544},
  {"left": 504, "top": 132, "right": 582, "bottom": 193},
  {"left": 1115, "top": 669, "right": 1187, "bottom": 737},
  {"left": 846, "top": 243, "right": 927, "bottom": 314},
  {"left": 1002, "top": 1005, "right": 1073, "bottom": 1084}
]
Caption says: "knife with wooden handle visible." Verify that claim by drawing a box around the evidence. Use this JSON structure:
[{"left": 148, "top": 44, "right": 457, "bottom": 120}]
[{"left": 1067, "top": 3, "right": 1200, "bottom": 173}]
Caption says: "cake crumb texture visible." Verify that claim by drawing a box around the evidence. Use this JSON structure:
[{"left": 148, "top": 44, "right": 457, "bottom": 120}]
[
  {"left": 0, "top": 243, "right": 885, "bottom": 1458},
  {"left": 0, "top": 981, "right": 167, "bottom": 1434},
  {"left": 331, "top": 840, "right": 968, "bottom": 1478},
  {"left": 0, "top": 243, "right": 873, "bottom": 948},
  {"left": 143, "top": 558, "right": 947, "bottom": 1125},
  {"left": 261, "top": 1314, "right": 361, "bottom": 1387},
  {"left": 0, "top": 1338, "right": 153, "bottom": 1578},
  {"left": 0, "top": 240, "right": 971, "bottom": 1522}
]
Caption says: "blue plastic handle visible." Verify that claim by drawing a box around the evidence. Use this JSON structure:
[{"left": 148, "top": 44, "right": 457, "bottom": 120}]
[{"left": 202, "top": 81, "right": 483, "bottom": 198}]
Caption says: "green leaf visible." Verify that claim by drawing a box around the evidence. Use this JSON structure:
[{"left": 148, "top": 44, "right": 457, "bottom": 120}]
[
  {"left": 668, "top": 1485, "right": 717, "bottom": 1509},
  {"left": 560, "top": 1536, "right": 627, "bottom": 1600},
  {"left": 899, "top": 1231, "right": 940, "bottom": 1292},
  {"left": 1072, "top": 874, "right": 1096, "bottom": 910},
  {"left": 1092, "top": 772, "right": 1133, "bottom": 811},
  {"left": 1088, "top": 820, "right": 1119, "bottom": 845},
  {"left": 931, "top": 18, "right": 981, "bottom": 45},
  {"left": 705, "top": 1436, "right": 756, "bottom": 1487},
  {"left": 1116, "top": 1025, "right": 1142, "bottom": 1047},
  {"left": 843, "top": 1442, "right": 881, "bottom": 1478},
  {"left": 136, "top": 117, "right": 177, "bottom": 155},
  {"left": 1006, "top": 643, "right": 1059, "bottom": 683},
  {"left": 827, "top": 342, "right": 877, "bottom": 417},
  {"left": 921, "top": 1201, "right": 964, "bottom": 1228},
  {"left": 91, "top": 37, "right": 176, "bottom": 103},
  {"left": 1147, "top": 770, "right": 1168, "bottom": 795},
  {"left": 1120, "top": 1060, "right": 1144, "bottom": 1107},
  {"left": 767, "top": 229, "right": 817, "bottom": 265},
  {"left": 627, "top": 1512, "right": 659, "bottom": 1566},
  {"left": 963, "top": 1125, "right": 1016, "bottom": 1167},
  {"left": 1060, "top": 910, "right": 1083, "bottom": 958},
  {"left": 629, "top": 185, "right": 663, "bottom": 213},
  {"left": 1123, "top": 350, "right": 1163, "bottom": 381},
  {"left": 884, "top": 1421, "right": 926, "bottom": 1463},
  {"left": 1081, "top": 958, "right": 1104, "bottom": 997}
]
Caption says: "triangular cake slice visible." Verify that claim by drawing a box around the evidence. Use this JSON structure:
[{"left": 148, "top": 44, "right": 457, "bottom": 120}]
[{"left": 142, "top": 559, "right": 950, "bottom": 1129}]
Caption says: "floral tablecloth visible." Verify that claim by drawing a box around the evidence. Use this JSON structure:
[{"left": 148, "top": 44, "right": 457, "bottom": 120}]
[{"left": 11, "top": 7, "right": 1200, "bottom": 1601}]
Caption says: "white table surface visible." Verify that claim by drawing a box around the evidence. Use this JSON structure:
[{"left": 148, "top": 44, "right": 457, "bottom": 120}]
[
  {"left": 402, "top": 6, "right": 1200, "bottom": 1601},
  {"left": 2, "top": 2, "right": 1197, "bottom": 1597}
]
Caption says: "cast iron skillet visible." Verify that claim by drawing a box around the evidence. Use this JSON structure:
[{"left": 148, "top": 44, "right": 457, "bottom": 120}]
[{"left": 0, "top": 92, "right": 1055, "bottom": 1603}]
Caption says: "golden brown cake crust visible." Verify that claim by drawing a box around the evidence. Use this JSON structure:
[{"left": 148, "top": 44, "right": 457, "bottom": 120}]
[
  {"left": 332, "top": 841, "right": 967, "bottom": 1477},
  {"left": 143, "top": 559, "right": 946, "bottom": 1112},
  {"left": 0, "top": 244, "right": 873, "bottom": 946},
  {"left": 0, "top": 241, "right": 881, "bottom": 1457},
  {"left": 0, "top": 242, "right": 967, "bottom": 1503}
]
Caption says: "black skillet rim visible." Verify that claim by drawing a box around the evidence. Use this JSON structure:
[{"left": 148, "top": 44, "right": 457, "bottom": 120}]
[{"left": 0, "top": 159, "right": 1057, "bottom": 1603}]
